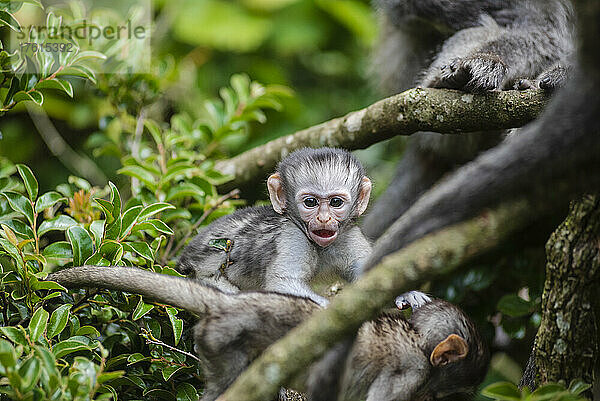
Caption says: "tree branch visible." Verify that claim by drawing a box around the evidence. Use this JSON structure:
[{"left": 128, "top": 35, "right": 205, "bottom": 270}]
[
  {"left": 534, "top": 195, "right": 599, "bottom": 394},
  {"left": 26, "top": 104, "right": 108, "bottom": 185},
  {"left": 362, "top": 73, "right": 600, "bottom": 272},
  {"left": 216, "top": 198, "right": 550, "bottom": 401},
  {"left": 215, "top": 88, "right": 548, "bottom": 191}
]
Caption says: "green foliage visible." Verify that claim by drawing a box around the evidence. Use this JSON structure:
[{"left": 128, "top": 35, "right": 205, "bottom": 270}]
[
  {"left": 482, "top": 380, "right": 591, "bottom": 401},
  {"left": 0, "top": 3, "right": 105, "bottom": 115},
  {"left": 0, "top": 64, "right": 291, "bottom": 398}
]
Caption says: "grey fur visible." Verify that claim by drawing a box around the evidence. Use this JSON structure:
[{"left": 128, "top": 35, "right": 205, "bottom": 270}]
[
  {"left": 339, "top": 300, "right": 488, "bottom": 401},
  {"left": 374, "top": 0, "right": 574, "bottom": 94},
  {"left": 364, "top": 0, "right": 575, "bottom": 240},
  {"left": 178, "top": 148, "right": 372, "bottom": 306},
  {"left": 48, "top": 268, "right": 489, "bottom": 401}
]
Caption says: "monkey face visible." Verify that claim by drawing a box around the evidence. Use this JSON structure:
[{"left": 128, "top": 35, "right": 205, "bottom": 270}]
[{"left": 296, "top": 190, "right": 352, "bottom": 247}]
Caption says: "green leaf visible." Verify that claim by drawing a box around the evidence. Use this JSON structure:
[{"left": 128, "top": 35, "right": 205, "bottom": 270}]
[
  {"left": 131, "top": 219, "right": 174, "bottom": 236},
  {"left": 166, "top": 307, "right": 183, "bottom": 346},
  {"left": 0, "top": 339, "right": 17, "bottom": 368},
  {"left": 1, "top": 191, "right": 35, "bottom": 225},
  {"left": 530, "top": 383, "right": 567, "bottom": 400},
  {"left": 95, "top": 198, "right": 115, "bottom": 223},
  {"left": 127, "top": 353, "right": 149, "bottom": 365},
  {"left": 52, "top": 338, "right": 92, "bottom": 358},
  {"left": 31, "top": 278, "right": 66, "bottom": 291},
  {"left": 120, "top": 205, "right": 143, "bottom": 239},
  {"left": 13, "top": 90, "right": 44, "bottom": 106},
  {"left": 123, "top": 241, "right": 154, "bottom": 261},
  {"left": 117, "top": 166, "right": 157, "bottom": 190},
  {"left": 143, "top": 119, "right": 163, "bottom": 146},
  {"left": 161, "top": 164, "right": 198, "bottom": 184},
  {"left": 202, "top": 169, "right": 233, "bottom": 185},
  {"left": 176, "top": 382, "right": 199, "bottom": 401},
  {"left": 0, "top": 238, "right": 22, "bottom": 265},
  {"left": 38, "top": 215, "right": 78, "bottom": 236},
  {"left": 138, "top": 203, "right": 175, "bottom": 221},
  {"left": 97, "top": 370, "right": 125, "bottom": 384},
  {"left": 67, "top": 226, "right": 94, "bottom": 266},
  {"left": 16, "top": 164, "right": 38, "bottom": 201},
  {"left": 93, "top": 240, "right": 123, "bottom": 262},
  {"left": 47, "top": 304, "right": 72, "bottom": 338},
  {"left": 90, "top": 219, "right": 105, "bottom": 248},
  {"left": 568, "top": 380, "right": 591, "bottom": 396},
  {"left": 165, "top": 183, "right": 205, "bottom": 202},
  {"left": 0, "top": 326, "right": 28, "bottom": 347},
  {"left": 84, "top": 252, "right": 110, "bottom": 266},
  {"left": 162, "top": 365, "right": 186, "bottom": 381},
  {"left": 35, "top": 78, "right": 74, "bottom": 97},
  {"left": 482, "top": 382, "right": 522, "bottom": 401},
  {"left": 18, "top": 356, "right": 41, "bottom": 392},
  {"left": 108, "top": 181, "right": 122, "bottom": 217},
  {"left": 2, "top": 219, "right": 35, "bottom": 240},
  {"left": 29, "top": 307, "right": 49, "bottom": 342},
  {"left": 1, "top": 224, "right": 18, "bottom": 245},
  {"left": 104, "top": 215, "right": 122, "bottom": 241},
  {"left": 498, "top": 294, "right": 534, "bottom": 317},
  {"left": 74, "top": 326, "right": 100, "bottom": 338},
  {"left": 132, "top": 297, "right": 153, "bottom": 320},
  {"left": 0, "top": 10, "right": 21, "bottom": 32},
  {"left": 35, "top": 191, "right": 66, "bottom": 213},
  {"left": 42, "top": 241, "right": 73, "bottom": 261},
  {"left": 71, "top": 50, "right": 107, "bottom": 63},
  {"left": 56, "top": 65, "right": 97, "bottom": 84}
]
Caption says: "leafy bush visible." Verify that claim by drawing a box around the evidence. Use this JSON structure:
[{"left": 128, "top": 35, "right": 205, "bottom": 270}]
[
  {"left": 0, "top": 68, "right": 290, "bottom": 399},
  {"left": 482, "top": 380, "right": 591, "bottom": 401}
]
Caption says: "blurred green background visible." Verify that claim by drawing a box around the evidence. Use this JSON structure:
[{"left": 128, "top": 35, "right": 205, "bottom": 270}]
[{"left": 0, "top": 0, "right": 400, "bottom": 198}]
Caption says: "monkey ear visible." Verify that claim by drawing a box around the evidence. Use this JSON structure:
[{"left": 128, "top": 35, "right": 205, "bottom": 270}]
[
  {"left": 430, "top": 334, "right": 469, "bottom": 366},
  {"left": 356, "top": 177, "right": 372, "bottom": 216},
  {"left": 267, "top": 173, "right": 286, "bottom": 214}
]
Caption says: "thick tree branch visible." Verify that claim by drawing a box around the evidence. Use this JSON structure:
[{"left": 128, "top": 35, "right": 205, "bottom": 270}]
[
  {"left": 216, "top": 199, "right": 549, "bottom": 401},
  {"left": 534, "top": 196, "right": 600, "bottom": 394},
  {"left": 216, "top": 89, "right": 548, "bottom": 191}
]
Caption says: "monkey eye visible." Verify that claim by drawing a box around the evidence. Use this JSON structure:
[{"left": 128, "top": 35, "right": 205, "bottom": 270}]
[
  {"left": 329, "top": 197, "right": 344, "bottom": 207},
  {"left": 303, "top": 197, "right": 318, "bottom": 208}
]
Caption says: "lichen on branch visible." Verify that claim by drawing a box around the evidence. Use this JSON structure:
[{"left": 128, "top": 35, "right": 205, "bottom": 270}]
[{"left": 216, "top": 88, "right": 548, "bottom": 190}]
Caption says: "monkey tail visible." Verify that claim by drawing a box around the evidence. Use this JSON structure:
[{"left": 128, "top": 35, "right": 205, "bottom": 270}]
[{"left": 47, "top": 266, "right": 230, "bottom": 314}]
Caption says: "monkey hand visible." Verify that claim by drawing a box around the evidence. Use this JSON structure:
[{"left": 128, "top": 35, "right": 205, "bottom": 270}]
[
  {"left": 515, "top": 64, "right": 571, "bottom": 92},
  {"left": 430, "top": 53, "right": 508, "bottom": 92},
  {"left": 395, "top": 291, "right": 431, "bottom": 310}
]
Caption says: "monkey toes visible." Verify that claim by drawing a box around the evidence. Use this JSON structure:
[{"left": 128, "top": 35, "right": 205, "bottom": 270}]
[
  {"left": 432, "top": 53, "right": 508, "bottom": 92},
  {"left": 395, "top": 291, "right": 432, "bottom": 310},
  {"left": 515, "top": 64, "right": 570, "bottom": 92}
]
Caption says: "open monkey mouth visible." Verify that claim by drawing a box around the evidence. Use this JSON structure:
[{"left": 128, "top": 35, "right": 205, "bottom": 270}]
[
  {"left": 309, "top": 229, "right": 338, "bottom": 247},
  {"left": 312, "top": 229, "right": 336, "bottom": 238}
]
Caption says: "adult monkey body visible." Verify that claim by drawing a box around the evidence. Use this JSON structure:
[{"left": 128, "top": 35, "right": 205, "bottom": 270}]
[
  {"left": 48, "top": 266, "right": 489, "bottom": 401},
  {"left": 364, "top": 0, "right": 574, "bottom": 239},
  {"left": 178, "top": 148, "right": 372, "bottom": 306}
]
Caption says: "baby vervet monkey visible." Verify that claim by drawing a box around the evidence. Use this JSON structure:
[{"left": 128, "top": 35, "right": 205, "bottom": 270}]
[
  {"left": 48, "top": 266, "right": 489, "bottom": 401},
  {"left": 178, "top": 148, "right": 373, "bottom": 306}
]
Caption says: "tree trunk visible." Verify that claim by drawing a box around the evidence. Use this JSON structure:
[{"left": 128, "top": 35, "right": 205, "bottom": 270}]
[{"left": 534, "top": 195, "right": 600, "bottom": 392}]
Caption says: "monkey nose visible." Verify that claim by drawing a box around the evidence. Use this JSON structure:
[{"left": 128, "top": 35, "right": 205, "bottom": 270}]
[{"left": 317, "top": 215, "right": 330, "bottom": 223}]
